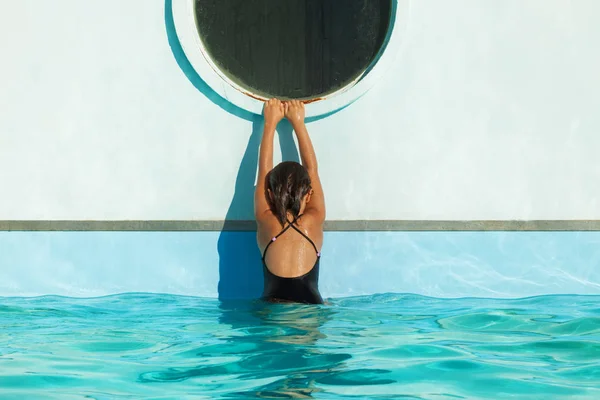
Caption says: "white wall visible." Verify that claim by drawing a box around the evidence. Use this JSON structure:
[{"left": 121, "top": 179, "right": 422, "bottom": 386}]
[{"left": 1, "top": 0, "right": 599, "bottom": 221}]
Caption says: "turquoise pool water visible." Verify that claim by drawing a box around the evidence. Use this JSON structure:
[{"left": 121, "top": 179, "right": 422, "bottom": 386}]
[{"left": 0, "top": 294, "right": 599, "bottom": 399}]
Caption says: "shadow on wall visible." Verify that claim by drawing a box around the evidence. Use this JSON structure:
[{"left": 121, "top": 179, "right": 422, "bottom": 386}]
[
  {"left": 217, "top": 119, "right": 300, "bottom": 300},
  {"left": 164, "top": 0, "right": 255, "bottom": 120}
]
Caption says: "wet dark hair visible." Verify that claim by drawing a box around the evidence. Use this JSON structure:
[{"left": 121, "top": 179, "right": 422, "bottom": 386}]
[{"left": 266, "top": 161, "right": 312, "bottom": 226}]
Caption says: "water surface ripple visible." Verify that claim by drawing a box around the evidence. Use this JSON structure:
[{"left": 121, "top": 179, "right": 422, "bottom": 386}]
[{"left": 1, "top": 294, "right": 599, "bottom": 399}]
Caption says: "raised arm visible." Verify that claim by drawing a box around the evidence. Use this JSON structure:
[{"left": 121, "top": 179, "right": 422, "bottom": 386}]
[
  {"left": 285, "top": 100, "right": 326, "bottom": 223},
  {"left": 254, "top": 99, "right": 285, "bottom": 219}
]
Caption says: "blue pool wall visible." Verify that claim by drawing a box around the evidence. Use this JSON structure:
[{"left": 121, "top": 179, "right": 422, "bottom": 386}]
[{"left": 1, "top": 231, "right": 599, "bottom": 299}]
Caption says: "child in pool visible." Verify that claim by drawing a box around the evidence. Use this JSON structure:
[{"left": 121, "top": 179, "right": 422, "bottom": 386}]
[{"left": 255, "top": 99, "right": 325, "bottom": 304}]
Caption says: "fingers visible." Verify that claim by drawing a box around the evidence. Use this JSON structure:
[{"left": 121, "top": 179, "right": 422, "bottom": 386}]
[
  {"left": 282, "top": 100, "right": 305, "bottom": 108},
  {"left": 264, "top": 99, "right": 285, "bottom": 123},
  {"left": 289, "top": 100, "right": 304, "bottom": 113},
  {"left": 266, "top": 99, "right": 305, "bottom": 114}
]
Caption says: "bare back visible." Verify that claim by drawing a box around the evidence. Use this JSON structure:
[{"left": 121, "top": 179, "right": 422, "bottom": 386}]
[{"left": 257, "top": 213, "right": 323, "bottom": 278}]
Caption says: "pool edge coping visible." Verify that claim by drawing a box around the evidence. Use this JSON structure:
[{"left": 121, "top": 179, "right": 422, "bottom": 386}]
[{"left": 1, "top": 220, "right": 600, "bottom": 231}]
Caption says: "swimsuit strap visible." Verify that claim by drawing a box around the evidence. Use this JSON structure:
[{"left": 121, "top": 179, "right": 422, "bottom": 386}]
[
  {"left": 287, "top": 222, "right": 320, "bottom": 256},
  {"left": 262, "top": 214, "right": 321, "bottom": 260}
]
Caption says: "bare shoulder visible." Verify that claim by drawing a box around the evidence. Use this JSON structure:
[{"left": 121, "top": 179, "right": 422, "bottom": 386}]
[
  {"left": 298, "top": 212, "right": 325, "bottom": 244},
  {"left": 256, "top": 211, "right": 279, "bottom": 239},
  {"left": 300, "top": 209, "right": 325, "bottom": 231}
]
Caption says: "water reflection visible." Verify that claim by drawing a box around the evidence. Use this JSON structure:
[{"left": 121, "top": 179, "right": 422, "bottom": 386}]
[
  {"left": 218, "top": 300, "right": 350, "bottom": 398},
  {"left": 138, "top": 300, "right": 353, "bottom": 398}
]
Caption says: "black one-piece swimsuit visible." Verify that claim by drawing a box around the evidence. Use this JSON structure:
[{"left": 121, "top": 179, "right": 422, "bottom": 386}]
[{"left": 261, "top": 215, "right": 323, "bottom": 304}]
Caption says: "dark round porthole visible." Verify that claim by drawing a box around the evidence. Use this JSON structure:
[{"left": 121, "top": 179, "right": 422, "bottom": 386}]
[{"left": 194, "top": 0, "right": 393, "bottom": 100}]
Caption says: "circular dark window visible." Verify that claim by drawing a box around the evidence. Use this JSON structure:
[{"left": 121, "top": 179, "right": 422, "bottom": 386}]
[{"left": 194, "top": 0, "right": 393, "bottom": 100}]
